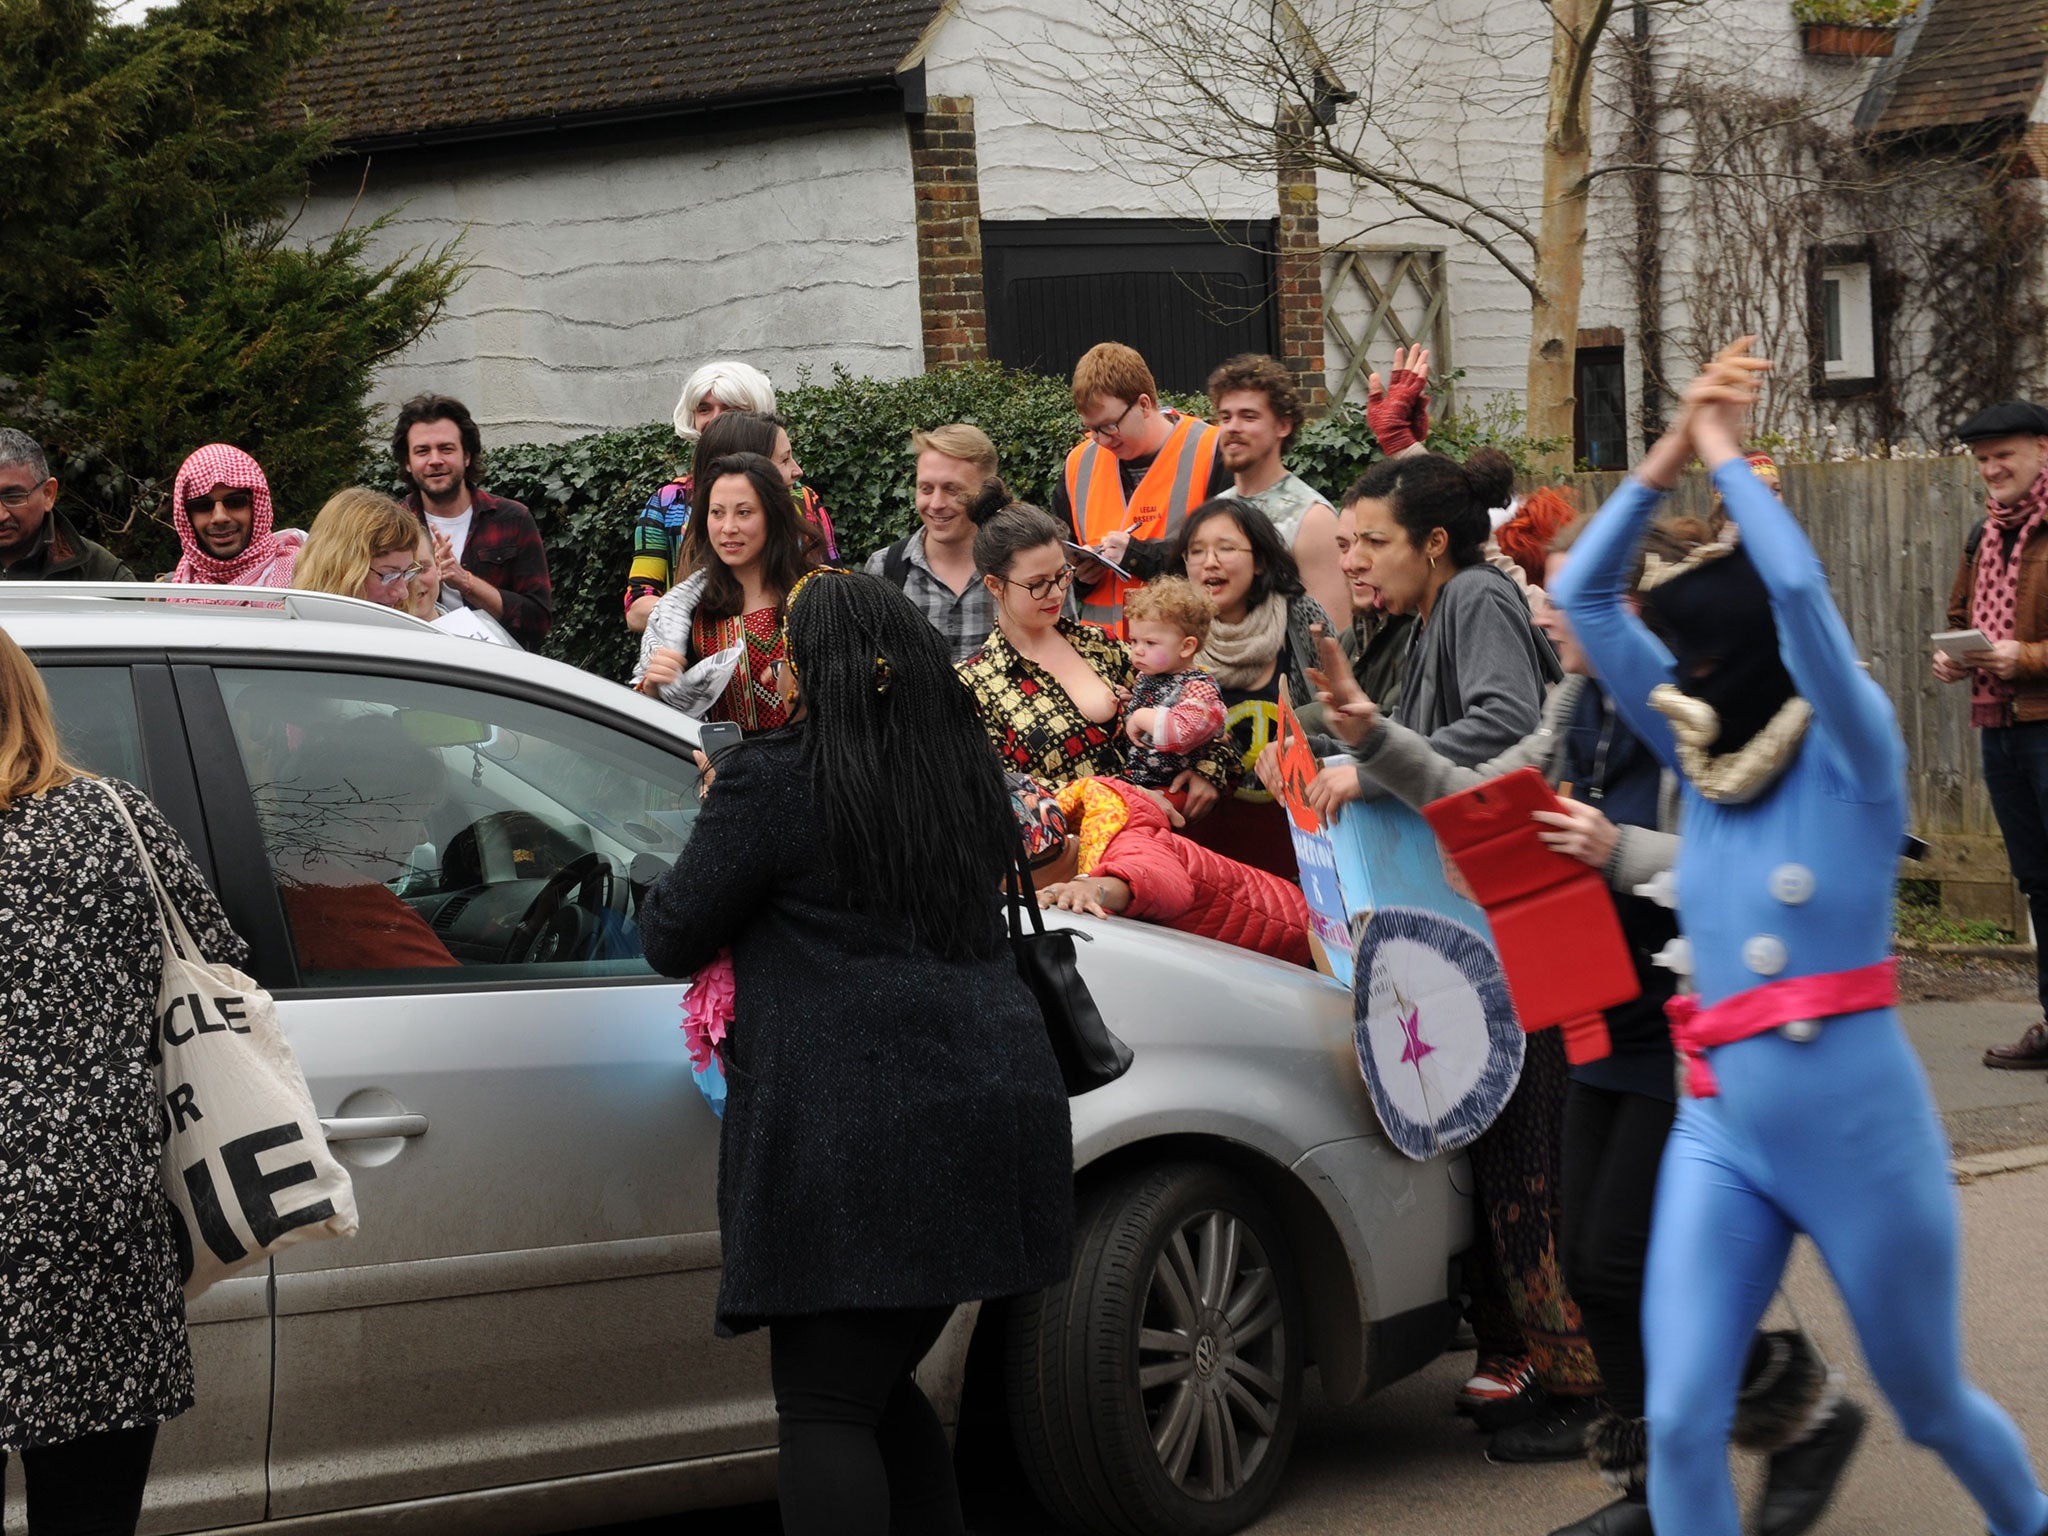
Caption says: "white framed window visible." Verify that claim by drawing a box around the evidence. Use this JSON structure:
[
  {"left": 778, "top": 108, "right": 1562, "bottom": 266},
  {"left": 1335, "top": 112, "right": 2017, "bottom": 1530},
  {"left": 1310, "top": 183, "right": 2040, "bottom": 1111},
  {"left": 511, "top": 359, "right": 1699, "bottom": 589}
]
[{"left": 1819, "top": 258, "right": 1875, "bottom": 383}]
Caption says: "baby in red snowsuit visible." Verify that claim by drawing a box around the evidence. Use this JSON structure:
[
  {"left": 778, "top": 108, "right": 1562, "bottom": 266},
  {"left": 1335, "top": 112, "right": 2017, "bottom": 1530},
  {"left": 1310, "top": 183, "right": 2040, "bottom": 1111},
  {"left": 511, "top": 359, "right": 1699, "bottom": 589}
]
[{"left": 1022, "top": 774, "right": 1312, "bottom": 966}]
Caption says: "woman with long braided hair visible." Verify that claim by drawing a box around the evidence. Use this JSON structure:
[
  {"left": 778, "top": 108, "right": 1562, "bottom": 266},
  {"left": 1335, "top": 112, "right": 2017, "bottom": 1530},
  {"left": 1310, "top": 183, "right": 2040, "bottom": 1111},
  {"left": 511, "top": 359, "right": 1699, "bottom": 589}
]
[{"left": 639, "top": 569, "right": 1072, "bottom": 1536}]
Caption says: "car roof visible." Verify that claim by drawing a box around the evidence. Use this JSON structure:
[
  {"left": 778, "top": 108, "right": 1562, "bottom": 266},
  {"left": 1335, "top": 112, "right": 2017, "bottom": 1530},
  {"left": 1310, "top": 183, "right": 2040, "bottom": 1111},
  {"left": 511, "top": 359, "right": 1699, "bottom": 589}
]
[{"left": 0, "top": 583, "right": 702, "bottom": 745}]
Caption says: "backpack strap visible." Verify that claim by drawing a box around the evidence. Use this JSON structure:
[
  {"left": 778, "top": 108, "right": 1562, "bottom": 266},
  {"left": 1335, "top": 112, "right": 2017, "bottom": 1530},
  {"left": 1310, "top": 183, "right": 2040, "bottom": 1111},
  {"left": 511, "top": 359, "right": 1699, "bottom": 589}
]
[{"left": 880, "top": 533, "right": 915, "bottom": 590}]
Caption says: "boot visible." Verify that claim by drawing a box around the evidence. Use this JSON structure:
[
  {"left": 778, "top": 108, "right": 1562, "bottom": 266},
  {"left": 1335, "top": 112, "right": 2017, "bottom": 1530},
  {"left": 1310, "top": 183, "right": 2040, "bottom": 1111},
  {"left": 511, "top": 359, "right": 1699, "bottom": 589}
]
[
  {"left": 1487, "top": 1392, "right": 1602, "bottom": 1463},
  {"left": 1755, "top": 1398, "right": 1866, "bottom": 1536},
  {"left": 1547, "top": 1495, "right": 1653, "bottom": 1536},
  {"left": 1731, "top": 1330, "right": 1829, "bottom": 1453},
  {"left": 1548, "top": 1412, "right": 1653, "bottom": 1536},
  {"left": 1734, "top": 1331, "right": 1864, "bottom": 1536}
]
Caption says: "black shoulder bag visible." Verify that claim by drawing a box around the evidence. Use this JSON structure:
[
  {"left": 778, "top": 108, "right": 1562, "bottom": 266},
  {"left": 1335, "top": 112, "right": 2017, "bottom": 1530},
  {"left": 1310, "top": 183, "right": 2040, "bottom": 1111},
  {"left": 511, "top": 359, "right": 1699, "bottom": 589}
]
[{"left": 1005, "top": 840, "right": 1133, "bottom": 1096}]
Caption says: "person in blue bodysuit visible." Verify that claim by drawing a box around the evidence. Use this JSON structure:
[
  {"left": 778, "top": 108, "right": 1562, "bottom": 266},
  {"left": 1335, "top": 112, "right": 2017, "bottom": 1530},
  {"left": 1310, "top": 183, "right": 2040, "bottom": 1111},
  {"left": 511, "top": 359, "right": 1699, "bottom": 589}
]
[{"left": 1554, "top": 340, "right": 2048, "bottom": 1536}]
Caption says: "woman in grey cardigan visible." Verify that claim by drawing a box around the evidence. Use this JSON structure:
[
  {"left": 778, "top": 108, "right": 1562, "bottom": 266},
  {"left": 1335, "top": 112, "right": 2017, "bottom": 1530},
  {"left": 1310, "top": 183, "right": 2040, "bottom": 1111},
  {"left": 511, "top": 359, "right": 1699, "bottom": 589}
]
[
  {"left": 1296, "top": 446, "right": 1599, "bottom": 1468},
  {"left": 1304, "top": 449, "right": 1559, "bottom": 821}
]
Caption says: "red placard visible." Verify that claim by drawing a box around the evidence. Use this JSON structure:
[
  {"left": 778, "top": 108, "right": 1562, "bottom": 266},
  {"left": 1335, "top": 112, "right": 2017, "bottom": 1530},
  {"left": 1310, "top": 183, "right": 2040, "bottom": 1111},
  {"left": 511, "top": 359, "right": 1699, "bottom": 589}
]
[{"left": 1422, "top": 767, "right": 1639, "bottom": 1062}]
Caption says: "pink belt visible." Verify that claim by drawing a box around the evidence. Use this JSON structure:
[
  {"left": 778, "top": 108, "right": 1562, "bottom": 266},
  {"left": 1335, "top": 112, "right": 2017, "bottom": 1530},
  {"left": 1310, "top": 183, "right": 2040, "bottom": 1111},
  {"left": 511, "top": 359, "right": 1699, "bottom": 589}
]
[{"left": 1665, "top": 959, "right": 1898, "bottom": 1098}]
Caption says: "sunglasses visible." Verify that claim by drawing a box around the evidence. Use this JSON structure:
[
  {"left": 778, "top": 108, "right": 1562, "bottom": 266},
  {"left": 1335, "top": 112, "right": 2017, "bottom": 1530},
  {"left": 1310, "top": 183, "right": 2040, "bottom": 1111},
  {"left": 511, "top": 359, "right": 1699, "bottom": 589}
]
[{"left": 188, "top": 489, "right": 255, "bottom": 516}]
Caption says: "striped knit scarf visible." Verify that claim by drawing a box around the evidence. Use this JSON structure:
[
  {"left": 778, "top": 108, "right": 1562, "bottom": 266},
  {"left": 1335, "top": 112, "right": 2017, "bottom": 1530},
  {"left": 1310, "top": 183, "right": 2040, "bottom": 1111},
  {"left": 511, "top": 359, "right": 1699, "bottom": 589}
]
[{"left": 1970, "top": 467, "right": 2048, "bottom": 727}]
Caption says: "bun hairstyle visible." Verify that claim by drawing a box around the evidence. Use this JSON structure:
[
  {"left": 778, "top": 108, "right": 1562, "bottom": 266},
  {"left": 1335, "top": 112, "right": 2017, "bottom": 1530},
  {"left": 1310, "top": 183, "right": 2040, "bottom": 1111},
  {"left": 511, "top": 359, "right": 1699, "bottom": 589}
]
[
  {"left": 973, "top": 502, "right": 1067, "bottom": 580},
  {"left": 1346, "top": 448, "right": 1516, "bottom": 569},
  {"left": 966, "top": 475, "right": 1013, "bottom": 527}
]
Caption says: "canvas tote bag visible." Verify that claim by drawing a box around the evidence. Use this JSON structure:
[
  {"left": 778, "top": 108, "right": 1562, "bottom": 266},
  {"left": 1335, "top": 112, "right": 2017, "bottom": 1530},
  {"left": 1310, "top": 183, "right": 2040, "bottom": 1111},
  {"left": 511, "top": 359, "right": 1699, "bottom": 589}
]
[{"left": 96, "top": 780, "right": 358, "bottom": 1297}]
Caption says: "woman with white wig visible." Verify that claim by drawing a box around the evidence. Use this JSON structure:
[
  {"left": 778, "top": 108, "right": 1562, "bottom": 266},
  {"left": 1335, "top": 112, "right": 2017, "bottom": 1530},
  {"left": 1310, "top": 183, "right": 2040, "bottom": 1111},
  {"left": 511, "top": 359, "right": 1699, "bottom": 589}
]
[
  {"left": 672, "top": 359, "right": 778, "bottom": 442},
  {"left": 627, "top": 361, "right": 837, "bottom": 630}
]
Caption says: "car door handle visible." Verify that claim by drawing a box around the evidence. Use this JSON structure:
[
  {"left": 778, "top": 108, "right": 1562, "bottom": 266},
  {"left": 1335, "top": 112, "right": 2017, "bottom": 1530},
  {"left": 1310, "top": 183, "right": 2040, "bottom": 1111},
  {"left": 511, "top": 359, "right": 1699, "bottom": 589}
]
[{"left": 320, "top": 1115, "right": 429, "bottom": 1142}]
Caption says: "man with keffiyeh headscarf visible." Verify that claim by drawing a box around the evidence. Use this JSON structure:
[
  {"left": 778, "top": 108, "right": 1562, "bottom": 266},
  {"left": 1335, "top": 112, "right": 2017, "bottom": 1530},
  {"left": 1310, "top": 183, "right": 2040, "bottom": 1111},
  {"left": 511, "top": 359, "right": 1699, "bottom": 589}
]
[
  {"left": 165, "top": 444, "right": 305, "bottom": 589},
  {"left": 1937, "top": 401, "right": 2048, "bottom": 1069}
]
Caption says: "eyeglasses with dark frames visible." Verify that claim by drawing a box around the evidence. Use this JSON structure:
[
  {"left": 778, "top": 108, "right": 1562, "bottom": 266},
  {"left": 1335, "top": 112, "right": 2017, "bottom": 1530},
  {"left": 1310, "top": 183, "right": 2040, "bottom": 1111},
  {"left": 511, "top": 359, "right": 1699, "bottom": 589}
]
[
  {"left": 1080, "top": 400, "right": 1141, "bottom": 444},
  {"left": 1000, "top": 565, "right": 1077, "bottom": 602}
]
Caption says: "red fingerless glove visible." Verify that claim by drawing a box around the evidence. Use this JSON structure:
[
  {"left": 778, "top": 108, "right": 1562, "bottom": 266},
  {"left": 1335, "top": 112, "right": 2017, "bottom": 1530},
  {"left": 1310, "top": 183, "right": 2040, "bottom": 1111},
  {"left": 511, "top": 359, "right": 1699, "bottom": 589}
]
[{"left": 1367, "top": 371, "right": 1430, "bottom": 456}]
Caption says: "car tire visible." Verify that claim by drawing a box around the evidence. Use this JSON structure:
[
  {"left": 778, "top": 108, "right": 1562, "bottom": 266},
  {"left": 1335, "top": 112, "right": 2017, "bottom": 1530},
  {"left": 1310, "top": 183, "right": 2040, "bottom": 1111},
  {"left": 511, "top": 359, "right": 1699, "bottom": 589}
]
[{"left": 1005, "top": 1162, "right": 1304, "bottom": 1536}]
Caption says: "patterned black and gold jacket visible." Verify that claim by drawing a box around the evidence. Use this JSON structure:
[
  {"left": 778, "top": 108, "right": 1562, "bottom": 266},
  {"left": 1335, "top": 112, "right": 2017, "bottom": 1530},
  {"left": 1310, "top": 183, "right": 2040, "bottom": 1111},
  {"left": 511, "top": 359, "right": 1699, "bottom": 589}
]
[{"left": 957, "top": 620, "right": 1235, "bottom": 794}]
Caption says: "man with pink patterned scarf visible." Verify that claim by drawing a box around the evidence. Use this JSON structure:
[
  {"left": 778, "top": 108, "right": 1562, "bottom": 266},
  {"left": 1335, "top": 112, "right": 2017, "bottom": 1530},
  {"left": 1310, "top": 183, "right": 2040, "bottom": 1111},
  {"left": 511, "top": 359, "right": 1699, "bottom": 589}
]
[
  {"left": 1935, "top": 400, "right": 2048, "bottom": 1067},
  {"left": 165, "top": 444, "right": 305, "bottom": 588}
]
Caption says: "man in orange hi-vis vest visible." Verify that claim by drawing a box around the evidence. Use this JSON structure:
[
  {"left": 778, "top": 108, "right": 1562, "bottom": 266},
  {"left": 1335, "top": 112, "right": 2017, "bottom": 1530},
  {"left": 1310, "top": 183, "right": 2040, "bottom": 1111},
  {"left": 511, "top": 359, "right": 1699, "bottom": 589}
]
[{"left": 1051, "top": 343, "right": 1232, "bottom": 640}]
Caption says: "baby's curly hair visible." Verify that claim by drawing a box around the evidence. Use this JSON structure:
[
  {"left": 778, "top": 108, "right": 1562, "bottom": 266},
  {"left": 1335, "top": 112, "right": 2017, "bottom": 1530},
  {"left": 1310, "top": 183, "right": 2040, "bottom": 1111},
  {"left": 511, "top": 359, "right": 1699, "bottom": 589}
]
[{"left": 1123, "top": 575, "right": 1218, "bottom": 648}]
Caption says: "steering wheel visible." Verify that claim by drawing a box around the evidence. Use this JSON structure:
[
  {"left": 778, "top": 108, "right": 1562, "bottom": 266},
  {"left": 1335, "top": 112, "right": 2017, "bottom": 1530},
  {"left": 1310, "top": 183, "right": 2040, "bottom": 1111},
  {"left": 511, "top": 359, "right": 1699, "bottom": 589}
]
[{"left": 505, "top": 851, "right": 613, "bottom": 964}]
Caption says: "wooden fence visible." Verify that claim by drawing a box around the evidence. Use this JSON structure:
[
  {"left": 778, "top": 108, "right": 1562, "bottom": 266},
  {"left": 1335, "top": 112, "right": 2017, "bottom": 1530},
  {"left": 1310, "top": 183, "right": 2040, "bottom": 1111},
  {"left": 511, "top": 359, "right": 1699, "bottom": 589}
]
[{"left": 1557, "top": 460, "right": 2004, "bottom": 891}]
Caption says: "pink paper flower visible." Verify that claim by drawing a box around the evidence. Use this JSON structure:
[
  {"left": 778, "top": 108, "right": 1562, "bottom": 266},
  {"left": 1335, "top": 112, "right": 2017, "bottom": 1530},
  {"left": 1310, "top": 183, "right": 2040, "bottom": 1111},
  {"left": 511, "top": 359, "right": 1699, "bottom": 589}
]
[{"left": 681, "top": 948, "right": 736, "bottom": 1072}]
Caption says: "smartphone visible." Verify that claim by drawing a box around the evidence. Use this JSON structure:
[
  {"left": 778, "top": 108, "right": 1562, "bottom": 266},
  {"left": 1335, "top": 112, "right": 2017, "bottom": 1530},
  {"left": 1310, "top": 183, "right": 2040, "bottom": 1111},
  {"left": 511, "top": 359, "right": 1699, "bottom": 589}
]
[{"left": 697, "top": 720, "right": 744, "bottom": 761}]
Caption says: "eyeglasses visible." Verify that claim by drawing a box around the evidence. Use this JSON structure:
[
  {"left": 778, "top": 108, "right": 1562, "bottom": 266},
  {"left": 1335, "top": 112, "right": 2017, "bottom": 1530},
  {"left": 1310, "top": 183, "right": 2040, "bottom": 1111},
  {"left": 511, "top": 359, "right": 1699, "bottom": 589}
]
[
  {"left": 187, "top": 489, "right": 255, "bottom": 516},
  {"left": 1081, "top": 400, "right": 1140, "bottom": 444},
  {"left": 1000, "top": 565, "right": 1077, "bottom": 601},
  {"left": 367, "top": 561, "right": 425, "bottom": 589},
  {"left": 0, "top": 485, "right": 46, "bottom": 510}
]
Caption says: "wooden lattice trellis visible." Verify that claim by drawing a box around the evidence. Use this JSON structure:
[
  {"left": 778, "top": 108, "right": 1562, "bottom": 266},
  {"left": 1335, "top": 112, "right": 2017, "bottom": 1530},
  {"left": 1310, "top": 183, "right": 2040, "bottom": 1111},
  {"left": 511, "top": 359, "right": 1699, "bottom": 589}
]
[{"left": 1323, "top": 246, "right": 1453, "bottom": 411}]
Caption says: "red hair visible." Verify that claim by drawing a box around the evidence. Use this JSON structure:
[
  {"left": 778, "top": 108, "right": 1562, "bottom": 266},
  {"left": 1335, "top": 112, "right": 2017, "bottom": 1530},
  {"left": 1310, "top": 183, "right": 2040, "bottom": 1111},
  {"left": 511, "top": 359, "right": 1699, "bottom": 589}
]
[{"left": 1495, "top": 487, "right": 1579, "bottom": 586}]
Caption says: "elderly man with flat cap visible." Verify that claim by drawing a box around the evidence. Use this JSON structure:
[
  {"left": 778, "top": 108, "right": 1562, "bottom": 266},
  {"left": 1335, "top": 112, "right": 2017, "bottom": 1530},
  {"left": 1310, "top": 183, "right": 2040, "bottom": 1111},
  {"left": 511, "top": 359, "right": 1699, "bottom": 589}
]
[{"left": 1937, "top": 400, "right": 2048, "bottom": 1066}]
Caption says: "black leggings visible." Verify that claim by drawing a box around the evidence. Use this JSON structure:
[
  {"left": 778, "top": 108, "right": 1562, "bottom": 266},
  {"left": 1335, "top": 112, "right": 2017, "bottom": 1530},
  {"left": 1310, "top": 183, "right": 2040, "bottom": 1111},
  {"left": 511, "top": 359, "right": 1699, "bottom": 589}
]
[
  {"left": 1558, "top": 1080, "right": 1676, "bottom": 1419},
  {"left": 0, "top": 1422, "right": 159, "bottom": 1536},
  {"left": 767, "top": 1306, "right": 962, "bottom": 1536}
]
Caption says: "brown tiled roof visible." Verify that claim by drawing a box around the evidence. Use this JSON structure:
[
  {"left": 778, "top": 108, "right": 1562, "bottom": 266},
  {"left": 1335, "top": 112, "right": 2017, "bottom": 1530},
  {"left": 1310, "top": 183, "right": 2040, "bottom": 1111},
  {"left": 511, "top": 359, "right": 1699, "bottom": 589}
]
[
  {"left": 288, "top": 0, "right": 944, "bottom": 150},
  {"left": 1865, "top": 0, "right": 2048, "bottom": 136}
]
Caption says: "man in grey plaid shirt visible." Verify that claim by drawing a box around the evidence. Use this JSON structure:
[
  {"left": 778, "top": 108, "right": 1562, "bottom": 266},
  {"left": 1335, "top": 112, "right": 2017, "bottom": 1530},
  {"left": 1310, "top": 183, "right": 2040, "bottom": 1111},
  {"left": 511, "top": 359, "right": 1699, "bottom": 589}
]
[{"left": 866, "top": 424, "right": 1002, "bottom": 663}]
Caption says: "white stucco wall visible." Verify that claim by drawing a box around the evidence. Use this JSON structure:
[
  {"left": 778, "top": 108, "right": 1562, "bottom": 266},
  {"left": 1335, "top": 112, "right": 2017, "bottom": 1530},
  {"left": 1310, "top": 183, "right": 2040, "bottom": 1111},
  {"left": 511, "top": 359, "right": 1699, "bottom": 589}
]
[
  {"left": 922, "top": 0, "right": 1277, "bottom": 223},
  {"left": 298, "top": 116, "right": 924, "bottom": 444}
]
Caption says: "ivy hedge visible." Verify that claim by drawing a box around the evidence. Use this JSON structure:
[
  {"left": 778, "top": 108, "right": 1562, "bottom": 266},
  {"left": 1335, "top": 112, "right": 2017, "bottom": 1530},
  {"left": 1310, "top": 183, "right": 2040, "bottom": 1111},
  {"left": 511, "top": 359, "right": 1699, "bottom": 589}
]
[{"left": 365, "top": 362, "right": 1550, "bottom": 681}]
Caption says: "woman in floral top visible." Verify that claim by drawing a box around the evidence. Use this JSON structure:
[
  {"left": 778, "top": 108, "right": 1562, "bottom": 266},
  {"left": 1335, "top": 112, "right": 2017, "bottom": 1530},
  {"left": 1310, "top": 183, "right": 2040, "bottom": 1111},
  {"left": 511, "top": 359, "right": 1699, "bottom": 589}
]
[
  {"left": 959, "top": 505, "right": 1235, "bottom": 801},
  {"left": 635, "top": 452, "right": 811, "bottom": 732}
]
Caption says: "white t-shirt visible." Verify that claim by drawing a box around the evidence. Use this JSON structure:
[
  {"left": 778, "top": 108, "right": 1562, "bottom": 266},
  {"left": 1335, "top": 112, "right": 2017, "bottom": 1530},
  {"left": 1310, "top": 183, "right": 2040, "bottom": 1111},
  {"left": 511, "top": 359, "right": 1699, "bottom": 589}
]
[{"left": 426, "top": 504, "right": 475, "bottom": 564}]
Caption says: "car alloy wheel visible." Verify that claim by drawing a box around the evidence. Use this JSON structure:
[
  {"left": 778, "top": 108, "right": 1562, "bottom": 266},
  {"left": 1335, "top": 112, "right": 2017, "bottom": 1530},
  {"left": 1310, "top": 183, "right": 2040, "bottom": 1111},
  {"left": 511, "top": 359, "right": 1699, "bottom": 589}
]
[
  {"left": 1005, "top": 1162, "right": 1303, "bottom": 1536},
  {"left": 1140, "top": 1208, "right": 1288, "bottom": 1501}
]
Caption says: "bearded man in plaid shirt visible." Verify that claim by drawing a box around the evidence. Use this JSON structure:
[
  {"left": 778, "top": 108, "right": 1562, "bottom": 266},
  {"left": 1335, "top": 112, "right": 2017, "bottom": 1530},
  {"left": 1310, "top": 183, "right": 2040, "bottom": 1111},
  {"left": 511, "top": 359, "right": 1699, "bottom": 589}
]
[{"left": 393, "top": 394, "right": 554, "bottom": 649}]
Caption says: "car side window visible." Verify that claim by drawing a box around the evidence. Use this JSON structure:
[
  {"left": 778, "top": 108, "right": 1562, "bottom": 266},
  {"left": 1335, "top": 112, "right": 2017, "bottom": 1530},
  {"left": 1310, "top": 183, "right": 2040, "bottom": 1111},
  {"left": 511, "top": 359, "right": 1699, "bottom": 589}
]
[
  {"left": 39, "top": 666, "right": 146, "bottom": 786},
  {"left": 215, "top": 668, "right": 702, "bottom": 990}
]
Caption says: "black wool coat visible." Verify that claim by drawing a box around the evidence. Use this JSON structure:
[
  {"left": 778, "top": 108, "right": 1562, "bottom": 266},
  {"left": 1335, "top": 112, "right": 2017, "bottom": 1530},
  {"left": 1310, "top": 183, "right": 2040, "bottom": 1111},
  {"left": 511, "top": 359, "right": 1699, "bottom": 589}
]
[{"left": 640, "top": 729, "right": 1073, "bottom": 1333}]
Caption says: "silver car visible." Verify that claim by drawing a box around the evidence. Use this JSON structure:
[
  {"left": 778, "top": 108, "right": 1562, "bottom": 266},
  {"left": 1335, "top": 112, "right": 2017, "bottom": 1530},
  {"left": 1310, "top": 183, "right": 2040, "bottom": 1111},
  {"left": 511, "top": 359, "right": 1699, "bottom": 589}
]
[{"left": 5, "top": 585, "right": 1472, "bottom": 1536}]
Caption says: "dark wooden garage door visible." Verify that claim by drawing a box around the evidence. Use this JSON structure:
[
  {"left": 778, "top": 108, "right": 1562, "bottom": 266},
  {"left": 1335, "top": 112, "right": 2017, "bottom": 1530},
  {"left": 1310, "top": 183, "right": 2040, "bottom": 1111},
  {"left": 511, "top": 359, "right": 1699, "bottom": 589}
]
[{"left": 981, "top": 219, "right": 1278, "bottom": 393}]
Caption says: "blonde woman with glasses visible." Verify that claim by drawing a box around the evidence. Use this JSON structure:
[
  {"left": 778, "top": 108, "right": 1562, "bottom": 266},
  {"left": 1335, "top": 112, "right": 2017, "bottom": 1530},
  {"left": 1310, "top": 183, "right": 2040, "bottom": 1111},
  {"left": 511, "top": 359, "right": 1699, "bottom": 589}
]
[{"left": 294, "top": 490, "right": 427, "bottom": 614}]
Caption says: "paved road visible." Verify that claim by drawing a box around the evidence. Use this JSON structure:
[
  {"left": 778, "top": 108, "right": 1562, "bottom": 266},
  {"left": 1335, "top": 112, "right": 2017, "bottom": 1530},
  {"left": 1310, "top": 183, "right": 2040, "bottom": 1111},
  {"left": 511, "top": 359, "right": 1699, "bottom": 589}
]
[{"left": 581, "top": 992, "right": 2048, "bottom": 1535}]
